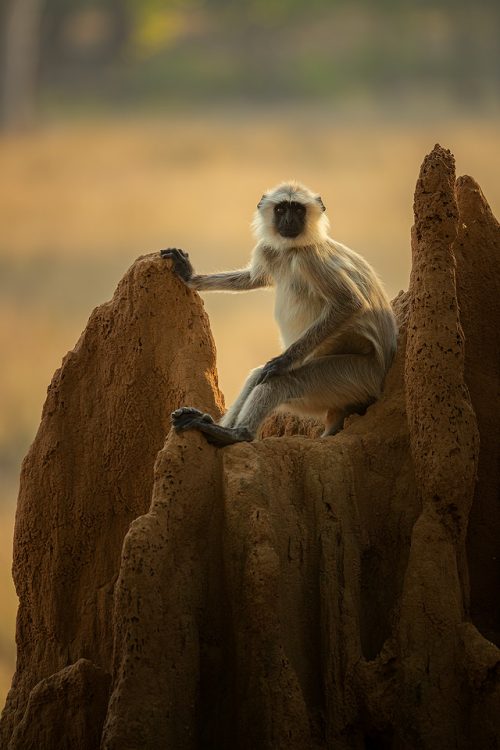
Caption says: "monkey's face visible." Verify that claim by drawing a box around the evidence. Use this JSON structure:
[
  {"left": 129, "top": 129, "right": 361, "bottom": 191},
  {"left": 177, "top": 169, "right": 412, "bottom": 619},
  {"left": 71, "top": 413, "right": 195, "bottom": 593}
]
[
  {"left": 253, "top": 181, "right": 329, "bottom": 247},
  {"left": 273, "top": 201, "right": 307, "bottom": 238}
]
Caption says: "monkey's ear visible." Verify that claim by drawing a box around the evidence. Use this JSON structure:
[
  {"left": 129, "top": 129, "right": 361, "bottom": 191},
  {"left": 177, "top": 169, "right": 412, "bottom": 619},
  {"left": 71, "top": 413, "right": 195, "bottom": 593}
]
[
  {"left": 316, "top": 196, "right": 326, "bottom": 212},
  {"left": 257, "top": 194, "right": 267, "bottom": 209}
]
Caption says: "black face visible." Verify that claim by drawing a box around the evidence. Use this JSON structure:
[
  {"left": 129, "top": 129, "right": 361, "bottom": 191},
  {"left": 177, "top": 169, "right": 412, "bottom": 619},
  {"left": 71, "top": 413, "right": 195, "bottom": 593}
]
[{"left": 273, "top": 201, "right": 306, "bottom": 238}]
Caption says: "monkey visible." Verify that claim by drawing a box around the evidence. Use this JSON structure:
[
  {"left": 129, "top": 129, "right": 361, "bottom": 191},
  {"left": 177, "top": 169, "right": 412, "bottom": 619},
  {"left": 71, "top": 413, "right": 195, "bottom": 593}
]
[{"left": 161, "top": 180, "right": 397, "bottom": 447}]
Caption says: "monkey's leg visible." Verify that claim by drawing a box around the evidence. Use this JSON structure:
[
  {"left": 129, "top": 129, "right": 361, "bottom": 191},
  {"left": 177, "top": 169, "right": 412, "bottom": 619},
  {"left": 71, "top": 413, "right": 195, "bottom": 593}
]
[
  {"left": 219, "top": 367, "right": 263, "bottom": 428},
  {"left": 230, "top": 378, "right": 303, "bottom": 436},
  {"left": 233, "top": 354, "right": 381, "bottom": 437},
  {"left": 189, "top": 422, "right": 253, "bottom": 446},
  {"left": 323, "top": 408, "right": 348, "bottom": 437},
  {"left": 173, "top": 356, "right": 380, "bottom": 446},
  {"left": 171, "top": 407, "right": 252, "bottom": 446},
  {"left": 323, "top": 398, "right": 376, "bottom": 436}
]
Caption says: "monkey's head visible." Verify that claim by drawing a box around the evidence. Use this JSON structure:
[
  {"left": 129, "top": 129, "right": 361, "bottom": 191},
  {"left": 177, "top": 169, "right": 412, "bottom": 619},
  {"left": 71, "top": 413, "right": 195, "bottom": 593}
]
[{"left": 252, "top": 181, "right": 329, "bottom": 248}]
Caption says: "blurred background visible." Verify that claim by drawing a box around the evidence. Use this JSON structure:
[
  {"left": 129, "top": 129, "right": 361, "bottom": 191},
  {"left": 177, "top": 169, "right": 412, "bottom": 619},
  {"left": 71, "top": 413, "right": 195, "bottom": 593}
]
[{"left": 1, "top": 0, "right": 499, "bottom": 705}]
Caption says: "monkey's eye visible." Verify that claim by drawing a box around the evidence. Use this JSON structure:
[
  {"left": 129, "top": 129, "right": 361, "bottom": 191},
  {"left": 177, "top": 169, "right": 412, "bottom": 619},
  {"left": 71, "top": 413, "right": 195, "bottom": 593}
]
[{"left": 275, "top": 205, "right": 285, "bottom": 215}]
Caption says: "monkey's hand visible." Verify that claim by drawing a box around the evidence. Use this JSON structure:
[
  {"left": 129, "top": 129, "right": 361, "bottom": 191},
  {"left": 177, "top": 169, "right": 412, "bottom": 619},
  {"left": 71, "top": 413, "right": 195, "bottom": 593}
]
[
  {"left": 256, "top": 353, "right": 293, "bottom": 384},
  {"left": 160, "top": 248, "right": 194, "bottom": 284}
]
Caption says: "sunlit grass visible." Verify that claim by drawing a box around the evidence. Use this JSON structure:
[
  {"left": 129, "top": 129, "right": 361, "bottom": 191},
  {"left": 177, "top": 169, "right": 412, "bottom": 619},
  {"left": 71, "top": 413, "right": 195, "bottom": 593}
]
[{"left": 0, "top": 497, "right": 17, "bottom": 708}]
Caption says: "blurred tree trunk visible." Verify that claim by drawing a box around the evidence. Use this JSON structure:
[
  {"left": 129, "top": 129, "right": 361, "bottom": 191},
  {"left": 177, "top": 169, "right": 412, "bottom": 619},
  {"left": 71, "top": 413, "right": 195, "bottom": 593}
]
[{"left": 0, "top": 0, "right": 45, "bottom": 130}]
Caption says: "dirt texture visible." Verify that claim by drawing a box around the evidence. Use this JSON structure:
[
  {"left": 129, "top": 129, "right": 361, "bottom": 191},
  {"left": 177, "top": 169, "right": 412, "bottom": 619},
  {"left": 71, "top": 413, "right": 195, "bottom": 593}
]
[
  {"left": 0, "top": 256, "right": 224, "bottom": 746},
  {"left": 1, "top": 145, "right": 499, "bottom": 749}
]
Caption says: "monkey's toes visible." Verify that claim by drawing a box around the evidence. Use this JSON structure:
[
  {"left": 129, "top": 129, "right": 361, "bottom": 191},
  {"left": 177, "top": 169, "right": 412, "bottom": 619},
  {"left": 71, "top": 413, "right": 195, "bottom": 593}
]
[
  {"left": 171, "top": 407, "right": 214, "bottom": 432},
  {"left": 172, "top": 407, "right": 201, "bottom": 430},
  {"left": 172, "top": 406, "right": 200, "bottom": 416},
  {"left": 172, "top": 416, "right": 201, "bottom": 432},
  {"left": 172, "top": 407, "right": 205, "bottom": 420}
]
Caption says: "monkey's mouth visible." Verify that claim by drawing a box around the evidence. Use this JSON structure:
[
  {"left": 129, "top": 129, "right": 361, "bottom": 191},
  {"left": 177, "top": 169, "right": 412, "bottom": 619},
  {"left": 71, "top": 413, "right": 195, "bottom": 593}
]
[{"left": 279, "top": 229, "right": 301, "bottom": 238}]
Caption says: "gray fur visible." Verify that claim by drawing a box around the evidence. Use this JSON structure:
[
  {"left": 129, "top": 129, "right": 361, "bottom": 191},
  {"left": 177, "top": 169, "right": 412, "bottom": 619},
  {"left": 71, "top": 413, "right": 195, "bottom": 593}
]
[
  {"left": 164, "top": 181, "right": 397, "bottom": 445},
  {"left": 189, "top": 269, "right": 268, "bottom": 292}
]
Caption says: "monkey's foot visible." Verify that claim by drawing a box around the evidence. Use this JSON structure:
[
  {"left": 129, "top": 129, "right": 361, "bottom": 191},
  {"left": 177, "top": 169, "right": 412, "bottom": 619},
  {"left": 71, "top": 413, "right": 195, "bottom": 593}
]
[
  {"left": 172, "top": 407, "right": 214, "bottom": 431},
  {"left": 171, "top": 408, "right": 252, "bottom": 446},
  {"left": 196, "top": 423, "right": 253, "bottom": 447}
]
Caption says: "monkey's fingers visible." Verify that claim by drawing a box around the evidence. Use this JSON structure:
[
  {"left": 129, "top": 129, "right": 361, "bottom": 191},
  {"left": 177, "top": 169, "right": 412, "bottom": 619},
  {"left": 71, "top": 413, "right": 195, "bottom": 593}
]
[
  {"left": 161, "top": 249, "right": 193, "bottom": 282},
  {"left": 160, "top": 247, "right": 189, "bottom": 259}
]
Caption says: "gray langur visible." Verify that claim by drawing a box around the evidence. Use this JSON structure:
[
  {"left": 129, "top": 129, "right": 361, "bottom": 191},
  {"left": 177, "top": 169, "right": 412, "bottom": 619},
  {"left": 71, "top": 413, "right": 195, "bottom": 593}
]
[{"left": 161, "top": 181, "right": 397, "bottom": 446}]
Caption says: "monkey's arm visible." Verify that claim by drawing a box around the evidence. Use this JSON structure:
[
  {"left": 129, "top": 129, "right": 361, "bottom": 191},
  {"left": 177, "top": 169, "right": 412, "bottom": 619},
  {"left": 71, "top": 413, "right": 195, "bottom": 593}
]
[
  {"left": 190, "top": 270, "right": 267, "bottom": 291},
  {"left": 258, "top": 260, "right": 363, "bottom": 383},
  {"left": 161, "top": 248, "right": 269, "bottom": 291}
]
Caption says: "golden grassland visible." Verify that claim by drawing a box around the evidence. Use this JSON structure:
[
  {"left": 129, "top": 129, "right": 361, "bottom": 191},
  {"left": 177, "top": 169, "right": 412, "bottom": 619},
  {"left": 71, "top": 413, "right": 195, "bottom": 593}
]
[
  {"left": 1, "top": 112, "right": 499, "bottom": 707},
  {"left": 0, "top": 498, "right": 17, "bottom": 705}
]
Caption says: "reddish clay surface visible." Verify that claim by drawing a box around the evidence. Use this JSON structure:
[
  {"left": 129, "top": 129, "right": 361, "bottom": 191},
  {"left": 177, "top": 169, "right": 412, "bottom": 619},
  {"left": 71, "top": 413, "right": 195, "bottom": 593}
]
[{"left": 1, "top": 146, "right": 499, "bottom": 750}]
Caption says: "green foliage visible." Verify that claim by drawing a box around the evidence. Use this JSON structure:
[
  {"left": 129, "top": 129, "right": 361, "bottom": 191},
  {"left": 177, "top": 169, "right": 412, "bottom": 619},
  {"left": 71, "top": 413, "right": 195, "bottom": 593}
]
[{"left": 39, "top": 0, "right": 500, "bottom": 109}]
